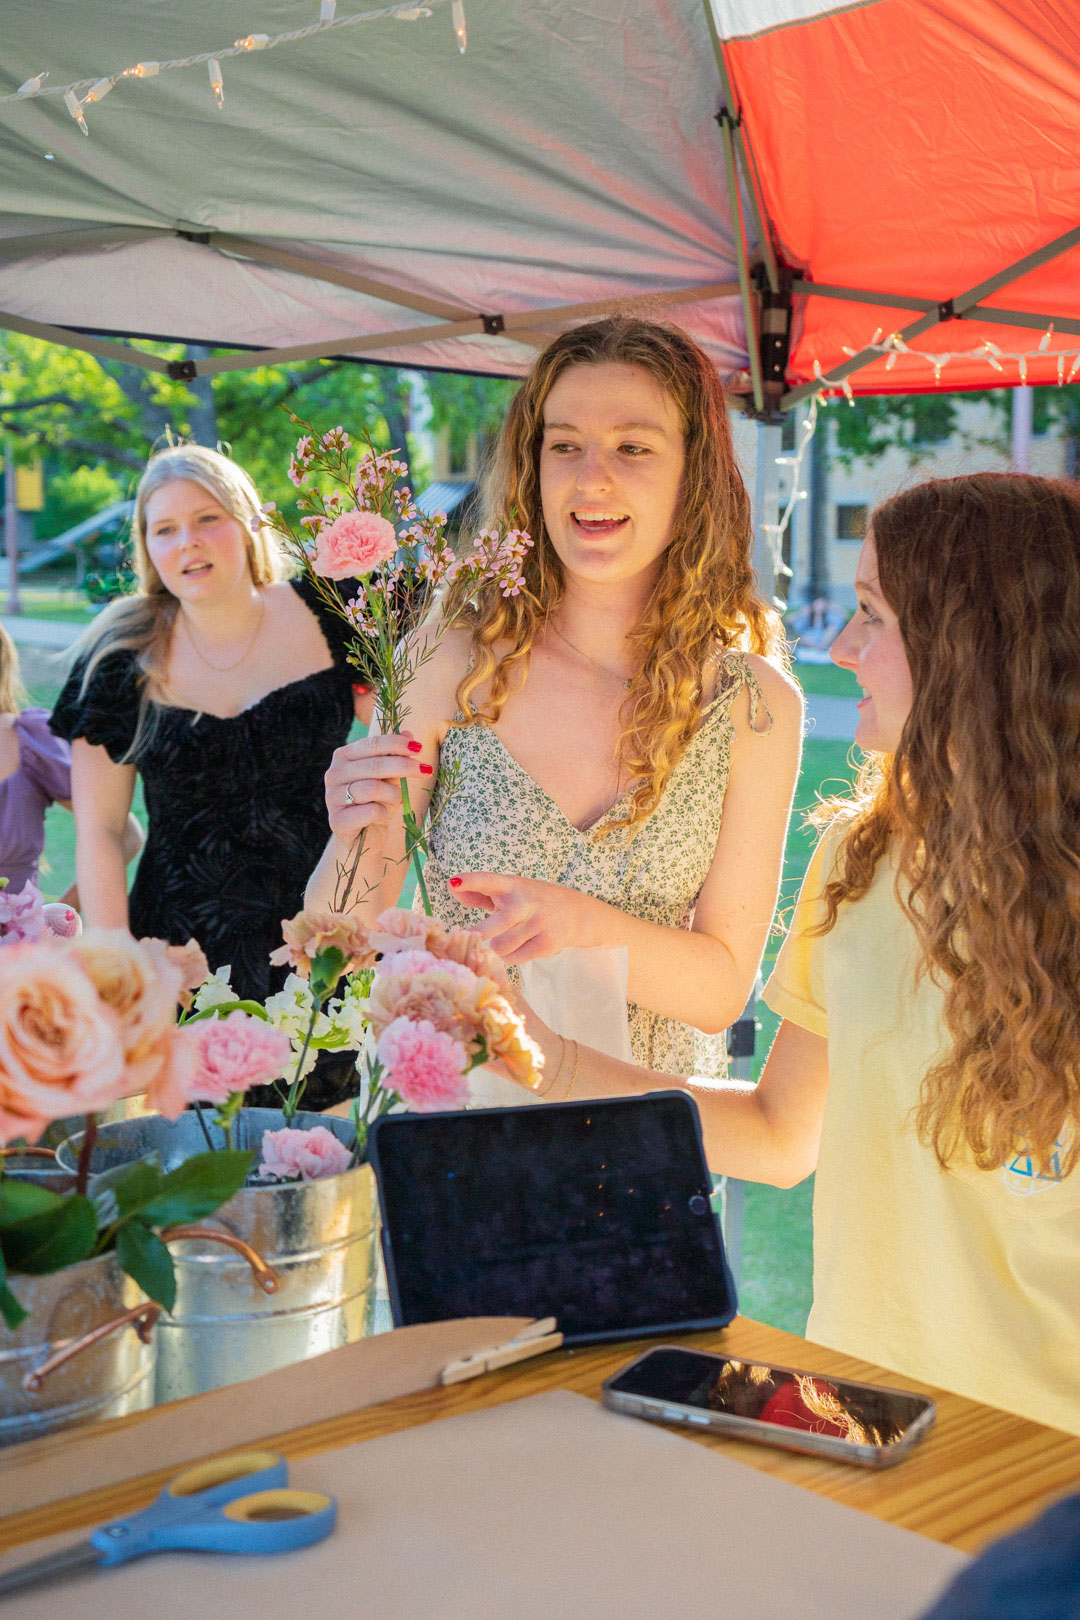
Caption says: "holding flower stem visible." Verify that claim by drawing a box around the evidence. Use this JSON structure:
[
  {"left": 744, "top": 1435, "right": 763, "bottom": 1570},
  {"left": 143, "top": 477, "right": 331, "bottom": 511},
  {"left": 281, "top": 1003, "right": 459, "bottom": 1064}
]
[{"left": 264, "top": 420, "right": 531, "bottom": 919}]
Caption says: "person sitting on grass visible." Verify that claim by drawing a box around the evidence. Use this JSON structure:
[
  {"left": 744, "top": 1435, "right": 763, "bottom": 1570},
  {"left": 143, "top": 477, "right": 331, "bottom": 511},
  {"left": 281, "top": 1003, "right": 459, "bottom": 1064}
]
[{"left": 514, "top": 473, "right": 1080, "bottom": 1438}]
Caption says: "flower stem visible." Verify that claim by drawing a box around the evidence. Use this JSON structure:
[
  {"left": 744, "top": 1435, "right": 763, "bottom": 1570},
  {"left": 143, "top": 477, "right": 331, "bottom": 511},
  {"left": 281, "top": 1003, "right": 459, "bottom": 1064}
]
[
  {"left": 334, "top": 828, "right": 367, "bottom": 914},
  {"left": 193, "top": 1102, "right": 217, "bottom": 1153},
  {"left": 285, "top": 1002, "right": 321, "bottom": 1119},
  {"left": 400, "top": 777, "right": 432, "bottom": 916},
  {"left": 76, "top": 1114, "right": 98, "bottom": 1198}
]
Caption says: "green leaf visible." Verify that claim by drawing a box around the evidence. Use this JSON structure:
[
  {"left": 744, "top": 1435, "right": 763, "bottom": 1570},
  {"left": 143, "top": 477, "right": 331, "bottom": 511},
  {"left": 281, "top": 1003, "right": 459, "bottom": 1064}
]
[
  {"left": 0, "top": 1178, "right": 62, "bottom": 1228},
  {"left": 0, "top": 1243, "right": 26, "bottom": 1327},
  {"left": 309, "top": 946, "right": 346, "bottom": 1002},
  {"left": 115, "top": 1221, "right": 176, "bottom": 1313},
  {"left": 184, "top": 1000, "right": 269, "bottom": 1024},
  {"left": 111, "top": 1161, "right": 166, "bottom": 1216},
  {"left": 1, "top": 1196, "right": 98, "bottom": 1275},
  {"left": 137, "top": 1151, "right": 253, "bottom": 1227}
]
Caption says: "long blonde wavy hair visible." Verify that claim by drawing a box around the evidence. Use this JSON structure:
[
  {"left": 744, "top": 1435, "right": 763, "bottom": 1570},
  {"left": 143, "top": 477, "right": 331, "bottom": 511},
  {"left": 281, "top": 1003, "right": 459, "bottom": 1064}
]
[
  {"left": 442, "top": 317, "right": 784, "bottom": 835},
  {"left": 70, "top": 445, "right": 290, "bottom": 758},
  {"left": 813, "top": 473, "right": 1080, "bottom": 1176}
]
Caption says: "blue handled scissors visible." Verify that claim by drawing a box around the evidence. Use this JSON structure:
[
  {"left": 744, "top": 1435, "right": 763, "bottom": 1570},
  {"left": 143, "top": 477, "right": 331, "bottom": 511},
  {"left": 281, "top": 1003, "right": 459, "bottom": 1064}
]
[{"left": 0, "top": 1450, "right": 337, "bottom": 1597}]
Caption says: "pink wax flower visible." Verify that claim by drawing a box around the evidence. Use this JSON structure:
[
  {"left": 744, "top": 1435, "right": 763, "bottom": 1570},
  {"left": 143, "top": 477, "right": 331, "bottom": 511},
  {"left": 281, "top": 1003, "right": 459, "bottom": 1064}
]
[
  {"left": 42, "top": 903, "right": 81, "bottom": 939},
  {"left": 311, "top": 511, "right": 398, "bottom": 579},
  {"left": 186, "top": 1011, "right": 293, "bottom": 1105},
  {"left": 259, "top": 1125, "right": 352, "bottom": 1182},
  {"left": 377, "top": 1016, "right": 470, "bottom": 1112},
  {"left": 0, "top": 882, "right": 44, "bottom": 945}
]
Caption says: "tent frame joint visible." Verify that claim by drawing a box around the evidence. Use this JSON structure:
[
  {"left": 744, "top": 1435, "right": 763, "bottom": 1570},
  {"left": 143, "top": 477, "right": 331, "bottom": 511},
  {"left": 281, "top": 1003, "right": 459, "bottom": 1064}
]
[
  {"left": 166, "top": 359, "right": 199, "bottom": 381},
  {"left": 937, "top": 299, "right": 956, "bottom": 324},
  {"left": 480, "top": 314, "right": 505, "bottom": 336}
]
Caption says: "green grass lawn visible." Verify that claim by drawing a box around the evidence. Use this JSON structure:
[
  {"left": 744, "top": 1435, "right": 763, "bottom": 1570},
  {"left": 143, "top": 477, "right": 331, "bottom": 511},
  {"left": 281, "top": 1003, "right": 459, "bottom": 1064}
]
[
  {"left": 791, "top": 659, "right": 860, "bottom": 699},
  {"left": 31, "top": 665, "right": 859, "bottom": 1337},
  {"left": 1, "top": 588, "right": 97, "bottom": 624}
]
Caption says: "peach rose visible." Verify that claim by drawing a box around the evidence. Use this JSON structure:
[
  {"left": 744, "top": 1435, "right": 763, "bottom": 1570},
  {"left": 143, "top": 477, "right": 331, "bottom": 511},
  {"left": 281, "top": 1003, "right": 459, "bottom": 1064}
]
[
  {"left": 145, "top": 937, "right": 210, "bottom": 1009},
  {"left": 142, "top": 1024, "right": 200, "bottom": 1121},
  {"left": 71, "top": 931, "right": 183, "bottom": 1095},
  {"left": 270, "top": 908, "right": 375, "bottom": 979},
  {"left": 0, "top": 943, "right": 127, "bottom": 1145}
]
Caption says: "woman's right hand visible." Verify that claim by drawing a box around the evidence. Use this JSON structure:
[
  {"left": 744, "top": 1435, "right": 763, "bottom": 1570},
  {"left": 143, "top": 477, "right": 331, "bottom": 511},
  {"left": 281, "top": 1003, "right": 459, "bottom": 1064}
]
[{"left": 323, "top": 731, "right": 434, "bottom": 849}]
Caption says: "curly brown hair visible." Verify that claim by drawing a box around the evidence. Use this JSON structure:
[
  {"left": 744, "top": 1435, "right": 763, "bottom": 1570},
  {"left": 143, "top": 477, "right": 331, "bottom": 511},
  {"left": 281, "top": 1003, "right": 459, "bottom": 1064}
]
[
  {"left": 442, "top": 317, "right": 784, "bottom": 835},
  {"left": 813, "top": 473, "right": 1080, "bottom": 1176}
]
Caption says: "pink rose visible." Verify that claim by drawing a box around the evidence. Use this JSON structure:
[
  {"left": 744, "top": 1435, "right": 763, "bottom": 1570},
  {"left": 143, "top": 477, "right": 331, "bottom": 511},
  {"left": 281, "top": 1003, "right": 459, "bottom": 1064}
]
[
  {"left": 377, "top": 1016, "right": 470, "bottom": 1112},
  {"left": 259, "top": 1125, "right": 352, "bottom": 1181},
  {"left": 311, "top": 511, "right": 398, "bottom": 579},
  {"left": 186, "top": 1012, "right": 293, "bottom": 1105},
  {"left": 0, "top": 943, "right": 127, "bottom": 1145},
  {"left": 0, "top": 883, "right": 44, "bottom": 946}
]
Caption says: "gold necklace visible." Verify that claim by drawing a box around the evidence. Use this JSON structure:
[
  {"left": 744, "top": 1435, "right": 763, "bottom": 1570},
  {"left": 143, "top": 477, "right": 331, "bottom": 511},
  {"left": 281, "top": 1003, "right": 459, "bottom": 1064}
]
[
  {"left": 548, "top": 619, "right": 633, "bottom": 690},
  {"left": 180, "top": 595, "right": 266, "bottom": 673}
]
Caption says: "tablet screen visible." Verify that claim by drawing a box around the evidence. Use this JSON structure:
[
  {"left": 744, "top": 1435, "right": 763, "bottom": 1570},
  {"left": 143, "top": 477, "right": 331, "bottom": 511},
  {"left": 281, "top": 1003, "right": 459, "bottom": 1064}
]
[{"left": 370, "top": 1092, "right": 737, "bottom": 1344}]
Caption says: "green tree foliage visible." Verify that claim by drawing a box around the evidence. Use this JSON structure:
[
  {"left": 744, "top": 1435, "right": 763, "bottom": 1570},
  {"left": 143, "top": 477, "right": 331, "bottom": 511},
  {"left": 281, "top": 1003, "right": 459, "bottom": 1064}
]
[
  {"left": 423, "top": 371, "right": 520, "bottom": 474},
  {"left": 829, "top": 384, "right": 1080, "bottom": 471}
]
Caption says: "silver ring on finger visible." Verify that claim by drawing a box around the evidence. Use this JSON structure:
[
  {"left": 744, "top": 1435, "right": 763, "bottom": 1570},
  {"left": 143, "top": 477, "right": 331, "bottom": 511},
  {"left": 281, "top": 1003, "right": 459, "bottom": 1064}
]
[{"left": 344, "top": 782, "right": 356, "bottom": 806}]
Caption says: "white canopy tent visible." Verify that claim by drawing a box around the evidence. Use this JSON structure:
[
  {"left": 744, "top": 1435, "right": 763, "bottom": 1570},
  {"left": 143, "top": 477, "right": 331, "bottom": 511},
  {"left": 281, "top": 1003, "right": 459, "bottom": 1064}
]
[{"left": 0, "top": 0, "right": 750, "bottom": 385}]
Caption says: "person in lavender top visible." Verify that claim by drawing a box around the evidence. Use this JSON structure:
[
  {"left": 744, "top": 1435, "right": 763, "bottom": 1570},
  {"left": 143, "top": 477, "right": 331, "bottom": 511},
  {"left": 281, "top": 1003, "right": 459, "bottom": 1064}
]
[{"left": 0, "top": 625, "right": 141, "bottom": 902}]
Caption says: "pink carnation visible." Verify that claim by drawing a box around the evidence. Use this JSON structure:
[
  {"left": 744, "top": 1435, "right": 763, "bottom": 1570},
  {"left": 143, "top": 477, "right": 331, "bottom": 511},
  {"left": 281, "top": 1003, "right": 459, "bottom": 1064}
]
[
  {"left": 377, "top": 1016, "right": 470, "bottom": 1112},
  {"left": 0, "top": 882, "right": 44, "bottom": 945},
  {"left": 259, "top": 1125, "right": 352, "bottom": 1181},
  {"left": 311, "top": 511, "right": 398, "bottom": 579},
  {"left": 186, "top": 1012, "right": 293, "bottom": 1105},
  {"left": 375, "top": 948, "right": 475, "bottom": 987}
]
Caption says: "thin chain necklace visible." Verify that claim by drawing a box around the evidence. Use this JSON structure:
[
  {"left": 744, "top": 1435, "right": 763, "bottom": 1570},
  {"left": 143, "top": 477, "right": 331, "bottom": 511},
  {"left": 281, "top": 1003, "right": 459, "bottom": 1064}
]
[
  {"left": 180, "top": 595, "right": 266, "bottom": 673},
  {"left": 548, "top": 618, "right": 633, "bottom": 690}
]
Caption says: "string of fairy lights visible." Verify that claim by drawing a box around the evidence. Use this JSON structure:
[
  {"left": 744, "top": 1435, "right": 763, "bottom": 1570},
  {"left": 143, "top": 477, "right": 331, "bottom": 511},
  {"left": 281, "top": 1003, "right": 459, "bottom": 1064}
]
[
  {"left": 820, "top": 324, "right": 1080, "bottom": 398},
  {"left": 1, "top": 0, "right": 467, "bottom": 134}
]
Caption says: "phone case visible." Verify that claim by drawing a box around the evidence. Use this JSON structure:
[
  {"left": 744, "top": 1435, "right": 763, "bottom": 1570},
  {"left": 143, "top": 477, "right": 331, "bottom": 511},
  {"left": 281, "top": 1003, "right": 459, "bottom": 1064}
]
[{"left": 601, "top": 1348, "right": 937, "bottom": 1469}]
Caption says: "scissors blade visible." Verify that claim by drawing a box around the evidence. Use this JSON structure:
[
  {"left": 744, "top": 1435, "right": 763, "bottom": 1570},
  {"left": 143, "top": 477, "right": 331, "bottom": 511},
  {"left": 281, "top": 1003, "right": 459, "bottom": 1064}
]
[{"left": 0, "top": 1539, "right": 102, "bottom": 1597}]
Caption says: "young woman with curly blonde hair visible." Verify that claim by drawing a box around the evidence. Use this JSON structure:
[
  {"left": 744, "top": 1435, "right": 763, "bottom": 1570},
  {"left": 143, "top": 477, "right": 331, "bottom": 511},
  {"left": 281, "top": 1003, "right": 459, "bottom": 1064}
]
[
  {"left": 520, "top": 472, "right": 1080, "bottom": 1434},
  {"left": 311, "top": 317, "right": 803, "bottom": 1078}
]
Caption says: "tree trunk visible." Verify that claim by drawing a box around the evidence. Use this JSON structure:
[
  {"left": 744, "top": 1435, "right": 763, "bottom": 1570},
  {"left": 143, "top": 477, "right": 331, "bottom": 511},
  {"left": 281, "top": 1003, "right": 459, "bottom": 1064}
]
[
  {"left": 183, "top": 346, "right": 218, "bottom": 447},
  {"left": 376, "top": 368, "right": 413, "bottom": 489}
]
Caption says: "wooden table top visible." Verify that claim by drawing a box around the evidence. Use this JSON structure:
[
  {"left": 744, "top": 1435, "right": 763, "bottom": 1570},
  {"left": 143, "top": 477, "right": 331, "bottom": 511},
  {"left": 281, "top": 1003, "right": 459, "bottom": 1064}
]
[{"left": 3, "top": 1315, "right": 1079, "bottom": 1558}]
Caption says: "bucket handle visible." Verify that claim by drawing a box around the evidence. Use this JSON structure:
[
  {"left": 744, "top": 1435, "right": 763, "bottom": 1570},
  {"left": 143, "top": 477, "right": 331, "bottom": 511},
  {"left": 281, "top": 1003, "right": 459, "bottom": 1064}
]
[
  {"left": 22, "top": 1302, "right": 162, "bottom": 1395},
  {"left": 161, "top": 1225, "right": 280, "bottom": 1295},
  {"left": 0, "top": 1145, "right": 57, "bottom": 1161}
]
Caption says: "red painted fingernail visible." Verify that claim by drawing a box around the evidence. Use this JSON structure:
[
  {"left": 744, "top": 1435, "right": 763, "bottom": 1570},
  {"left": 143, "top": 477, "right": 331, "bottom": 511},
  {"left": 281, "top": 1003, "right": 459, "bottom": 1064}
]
[
  {"left": 407, "top": 740, "right": 422, "bottom": 753},
  {"left": 449, "top": 876, "right": 463, "bottom": 888},
  {"left": 419, "top": 763, "right": 433, "bottom": 775}
]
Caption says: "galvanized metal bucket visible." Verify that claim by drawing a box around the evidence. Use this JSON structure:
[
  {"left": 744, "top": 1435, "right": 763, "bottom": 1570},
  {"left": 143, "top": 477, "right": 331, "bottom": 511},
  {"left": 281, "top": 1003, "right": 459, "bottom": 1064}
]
[
  {"left": 60, "top": 1109, "right": 379, "bottom": 1403},
  {"left": 0, "top": 1255, "right": 158, "bottom": 1448}
]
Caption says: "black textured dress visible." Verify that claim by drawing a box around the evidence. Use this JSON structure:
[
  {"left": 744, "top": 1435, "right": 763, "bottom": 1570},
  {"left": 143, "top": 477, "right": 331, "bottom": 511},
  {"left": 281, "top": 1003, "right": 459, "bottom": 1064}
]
[{"left": 51, "top": 577, "right": 359, "bottom": 1109}]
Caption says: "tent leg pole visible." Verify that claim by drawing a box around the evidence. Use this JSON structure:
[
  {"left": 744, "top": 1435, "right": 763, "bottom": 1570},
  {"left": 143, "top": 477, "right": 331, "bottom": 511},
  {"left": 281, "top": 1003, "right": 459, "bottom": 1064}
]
[{"left": 717, "top": 110, "right": 765, "bottom": 414}]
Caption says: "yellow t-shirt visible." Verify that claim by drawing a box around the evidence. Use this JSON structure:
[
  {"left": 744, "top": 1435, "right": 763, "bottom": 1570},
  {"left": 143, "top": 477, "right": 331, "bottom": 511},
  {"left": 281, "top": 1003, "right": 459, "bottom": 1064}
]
[{"left": 763, "top": 822, "right": 1080, "bottom": 1436}]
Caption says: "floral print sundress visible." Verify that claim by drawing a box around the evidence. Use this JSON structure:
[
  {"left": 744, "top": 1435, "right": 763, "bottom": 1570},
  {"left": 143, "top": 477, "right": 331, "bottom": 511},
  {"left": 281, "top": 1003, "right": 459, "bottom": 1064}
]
[{"left": 420, "top": 650, "right": 771, "bottom": 1079}]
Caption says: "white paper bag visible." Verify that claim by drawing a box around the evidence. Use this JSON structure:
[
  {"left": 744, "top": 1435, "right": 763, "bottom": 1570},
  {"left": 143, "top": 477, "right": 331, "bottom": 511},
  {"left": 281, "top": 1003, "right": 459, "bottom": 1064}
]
[{"left": 467, "top": 946, "right": 633, "bottom": 1109}]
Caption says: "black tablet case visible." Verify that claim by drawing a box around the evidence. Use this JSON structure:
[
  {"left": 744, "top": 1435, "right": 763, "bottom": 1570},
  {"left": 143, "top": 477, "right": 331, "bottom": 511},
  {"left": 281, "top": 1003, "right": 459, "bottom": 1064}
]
[{"left": 369, "top": 1091, "right": 738, "bottom": 1345}]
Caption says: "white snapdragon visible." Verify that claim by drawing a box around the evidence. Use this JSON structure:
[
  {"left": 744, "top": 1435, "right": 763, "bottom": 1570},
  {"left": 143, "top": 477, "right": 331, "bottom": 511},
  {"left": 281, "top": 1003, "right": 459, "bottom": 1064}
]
[
  {"left": 193, "top": 965, "right": 239, "bottom": 1013},
  {"left": 264, "top": 973, "right": 333, "bottom": 1042},
  {"left": 326, "top": 978, "right": 369, "bottom": 1049}
]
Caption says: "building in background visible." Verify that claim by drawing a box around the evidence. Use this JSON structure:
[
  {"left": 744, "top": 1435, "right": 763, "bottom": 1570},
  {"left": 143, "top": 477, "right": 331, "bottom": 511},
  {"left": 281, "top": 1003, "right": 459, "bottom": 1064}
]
[{"left": 733, "top": 395, "right": 1074, "bottom": 615}]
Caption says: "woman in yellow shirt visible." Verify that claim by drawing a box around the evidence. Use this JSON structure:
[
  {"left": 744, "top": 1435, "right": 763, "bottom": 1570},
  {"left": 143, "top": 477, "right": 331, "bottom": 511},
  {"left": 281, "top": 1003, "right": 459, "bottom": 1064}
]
[{"left": 519, "top": 472, "right": 1080, "bottom": 1435}]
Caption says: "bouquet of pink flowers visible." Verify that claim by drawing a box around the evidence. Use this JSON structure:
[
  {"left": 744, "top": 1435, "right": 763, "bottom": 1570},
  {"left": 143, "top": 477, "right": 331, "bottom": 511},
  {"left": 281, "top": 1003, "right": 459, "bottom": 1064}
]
[
  {"left": 0, "top": 902, "right": 280, "bottom": 1330},
  {"left": 263, "top": 422, "right": 530, "bottom": 914}
]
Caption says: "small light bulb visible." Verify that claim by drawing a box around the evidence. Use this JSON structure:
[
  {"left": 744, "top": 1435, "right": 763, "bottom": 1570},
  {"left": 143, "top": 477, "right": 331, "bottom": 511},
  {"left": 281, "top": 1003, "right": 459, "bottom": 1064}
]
[
  {"left": 1018, "top": 356, "right": 1028, "bottom": 385},
  {"left": 452, "top": 0, "right": 467, "bottom": 52},
  {"left": 208, "top": 58, "right": 225, "bottom": 109},
  {"left": 134, "top": 61, "right": 160, "bottom": 77},
  {"left": 63, "top": 89, "right": 89, "bottom": 135},
  {"left": 86, "top": 77, "right": 115, "bottom": 103},
  {"left": 1038, "top": 325, "right": 1053, "bottom": 352},
  {"left": 235, "top": 33, "right": 269, "bottom": 48},
  {"left": 17, "top": 73, "right": 46, "bottom": 96}
]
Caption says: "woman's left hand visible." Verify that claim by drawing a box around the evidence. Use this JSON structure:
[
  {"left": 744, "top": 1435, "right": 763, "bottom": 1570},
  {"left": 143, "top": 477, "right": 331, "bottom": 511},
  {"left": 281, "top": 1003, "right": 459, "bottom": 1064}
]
[{"left": 449, "top": 871, "right": 590, "bottom": 964}]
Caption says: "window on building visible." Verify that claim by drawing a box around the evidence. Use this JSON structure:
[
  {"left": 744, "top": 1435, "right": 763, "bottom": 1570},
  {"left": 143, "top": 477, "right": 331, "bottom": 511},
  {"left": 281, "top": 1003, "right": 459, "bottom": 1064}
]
[
  {"left": 780, "top": 413, "right": 797, "bottom": 452},
  {"left": 835, "top": 503, "right": 869, "bottom": 541}
]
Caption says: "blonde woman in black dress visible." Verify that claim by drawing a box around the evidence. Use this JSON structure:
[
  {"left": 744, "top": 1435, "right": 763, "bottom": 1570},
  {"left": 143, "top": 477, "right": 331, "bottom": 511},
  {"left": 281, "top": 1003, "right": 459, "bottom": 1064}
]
[{"left": 52, "top": 446, "right": 365, "bottom": 1107}]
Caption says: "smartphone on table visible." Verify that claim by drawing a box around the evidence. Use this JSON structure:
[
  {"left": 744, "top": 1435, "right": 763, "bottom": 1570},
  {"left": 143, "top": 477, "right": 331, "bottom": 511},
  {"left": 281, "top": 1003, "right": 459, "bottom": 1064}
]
[{"left": 602, "top": 1345, "right": 936, "bottom": 1468}]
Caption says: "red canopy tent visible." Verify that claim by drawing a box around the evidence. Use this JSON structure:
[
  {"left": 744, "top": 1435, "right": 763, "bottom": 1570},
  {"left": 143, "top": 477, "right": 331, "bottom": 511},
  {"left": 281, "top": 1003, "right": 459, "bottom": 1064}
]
[{"left": 712, "top": 0, "right": 1080, "bottom": 413}]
